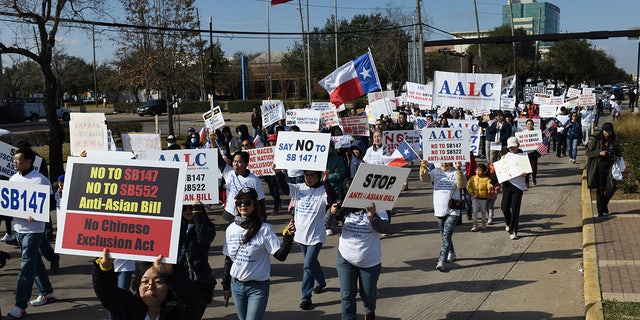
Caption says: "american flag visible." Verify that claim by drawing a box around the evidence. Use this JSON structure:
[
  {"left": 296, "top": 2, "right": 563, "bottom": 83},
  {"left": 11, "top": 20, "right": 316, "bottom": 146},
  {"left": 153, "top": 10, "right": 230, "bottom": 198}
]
[{"left": 536, "top": 123, "right": 556, "bottom": 156}]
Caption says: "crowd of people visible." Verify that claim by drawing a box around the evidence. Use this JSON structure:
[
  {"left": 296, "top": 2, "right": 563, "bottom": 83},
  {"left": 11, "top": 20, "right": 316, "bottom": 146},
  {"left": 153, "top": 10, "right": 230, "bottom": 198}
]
[{"left": 0, "top": 90, "right": 626, "bottom": 319}]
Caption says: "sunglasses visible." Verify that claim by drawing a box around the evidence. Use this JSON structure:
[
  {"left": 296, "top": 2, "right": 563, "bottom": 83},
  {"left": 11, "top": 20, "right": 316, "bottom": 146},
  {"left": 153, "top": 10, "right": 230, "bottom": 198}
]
[{"left": 235, "top": 199, "right": 253, "bottom": 207}]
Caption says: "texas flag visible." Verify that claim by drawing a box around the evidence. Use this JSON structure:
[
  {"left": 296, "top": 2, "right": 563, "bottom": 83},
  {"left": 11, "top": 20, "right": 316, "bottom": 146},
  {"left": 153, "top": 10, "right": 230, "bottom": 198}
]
[
  {"left": 318, "top": 52, "right": 381, "bottom": 107},
  {"left": 271, "top": 0, "right": 292, "bottom": 5},
  {"left": 383, "top": 140, "right": 419, "bottom": 167}
]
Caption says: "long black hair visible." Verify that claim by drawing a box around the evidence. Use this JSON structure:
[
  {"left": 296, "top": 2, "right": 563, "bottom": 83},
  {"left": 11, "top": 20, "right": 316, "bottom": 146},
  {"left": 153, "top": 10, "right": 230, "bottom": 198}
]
[{"left": 239, "top": 194, "right": 263, "bottom": 245}]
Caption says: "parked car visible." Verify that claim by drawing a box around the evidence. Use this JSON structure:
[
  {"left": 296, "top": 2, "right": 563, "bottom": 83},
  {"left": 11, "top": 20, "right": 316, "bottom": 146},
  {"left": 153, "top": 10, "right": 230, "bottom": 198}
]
[{"left": 136, "top": 99, "right": 167, "bottom": 116}]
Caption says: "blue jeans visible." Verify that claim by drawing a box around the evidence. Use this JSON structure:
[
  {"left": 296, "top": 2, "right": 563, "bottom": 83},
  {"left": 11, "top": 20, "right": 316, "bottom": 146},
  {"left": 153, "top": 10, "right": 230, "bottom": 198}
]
[
  {"left": 231, "top": 278, "right": 270, "bottom": 320},
  {"left": 566, "top": 136, "right": 579, "bottom": 160},
  {"left": 436, "top": 215, "right": 457, "bottom": 263},
  {"left": 300, "top": 243, "right": 326, "bottom": 302},
  {"left": 39, "top": 237, "right": 59, "bottom": 263},
  {"left": 15, "top": 232, "right": 53, "bottom": 309},
  {"left": 336, "top": 251, "right": 381, "bottom": 320}
]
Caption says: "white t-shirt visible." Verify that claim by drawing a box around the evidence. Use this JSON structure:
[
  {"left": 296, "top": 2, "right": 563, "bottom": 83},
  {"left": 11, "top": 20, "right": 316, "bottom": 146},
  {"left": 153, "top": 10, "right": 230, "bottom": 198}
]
[
  {"left": 580, "top": 109, "right": 595, "bottom": 127},
  {"left": 222, "top": 165, "right": 265, "bottom": 215},
  {"left": 339, "top": 210, "right": 388, "bottom": 268},
  {"left": 501, "top": 152, "right": 527, "bottom": 191},
  {"left": 10, "top": 169, "right": 51, "bottom": 233},
  {"left": 222, "top": 222, "right": 281, "bottom": 282},
  {"left": 288, "top": 183, "right": 328, "bottom": 245},
  {"left": 363, "top": 145, "right": 384, "bottom": 165},
  {"left": 427, "top": 168, "right": 461, "bottom": 217}
]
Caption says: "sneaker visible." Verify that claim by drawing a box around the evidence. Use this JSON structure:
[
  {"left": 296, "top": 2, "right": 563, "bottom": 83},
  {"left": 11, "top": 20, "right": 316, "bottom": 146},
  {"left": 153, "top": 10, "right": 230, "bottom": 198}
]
[
  {"left": 436, "top": 260, "right": 445, "bottom": 271},
  {"left": 30, "top": 293, "right": 56, "bottom": 306},
  {"left": 505, "top": 225, "right": 510, "bottom": 232},
  {"left": 487, "top": 219, "right": 494, "bottom": 225},
  {"left": 312, "top": 284, "right": 326, "bottom": 294},
  {"left": 325, "top": 229, "right": 334, "bottom": 236},
  {"left": 7, "top": 306, "right": 26, "bottom": 319},
  {"left": 510, "top": 233, "right": 518, "bottom": 240},
  {"left": 446, "top": 252, "right": 456, "bottom": 263},
  {"left": 1, "top": 233, "right": 14, "bottom": 242},
  {"left": 470, "top": 225, "right": 478, "bottom": 232},
  {"left": 299, "top": 300, "right": 313, "bottom": 310}
]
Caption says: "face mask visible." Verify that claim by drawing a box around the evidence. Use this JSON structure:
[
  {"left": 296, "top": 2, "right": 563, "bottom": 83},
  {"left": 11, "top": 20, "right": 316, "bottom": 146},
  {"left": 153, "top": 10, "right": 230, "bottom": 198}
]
[
  {"left": 237, "top": 132, "right": 243, "bottom": 138},
  {"left": 191, "top": 138, "right": 197, "bottom": 144}
]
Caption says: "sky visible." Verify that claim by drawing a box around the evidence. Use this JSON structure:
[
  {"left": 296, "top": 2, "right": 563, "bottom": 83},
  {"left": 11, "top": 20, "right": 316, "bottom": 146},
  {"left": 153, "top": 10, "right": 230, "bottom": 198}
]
[{"left": 3, "top": 0, "right": 640, "bottom": 77}]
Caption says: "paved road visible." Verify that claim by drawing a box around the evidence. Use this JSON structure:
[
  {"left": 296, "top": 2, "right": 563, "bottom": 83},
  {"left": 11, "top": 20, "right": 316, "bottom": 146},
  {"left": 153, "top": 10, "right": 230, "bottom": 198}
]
[{"left": 0, "top": 146, "right": 586, "bottom": 319}]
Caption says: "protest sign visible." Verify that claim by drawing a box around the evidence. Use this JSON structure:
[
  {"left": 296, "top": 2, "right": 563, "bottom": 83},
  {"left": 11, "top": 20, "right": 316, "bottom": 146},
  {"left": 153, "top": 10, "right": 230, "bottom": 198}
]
[
  {"left": 447, "top": 119, "right": 481, "bottom": 156},
  {"left": 273, "top": 131, "right": 331, "bottom": 171},
  {"left": 247, "top": 146, "right": 276, "bottom": 176},
  {"left": 203, "top": 106, "right": 225, "bottom": 130},
  {"left": 147, "top": 149, "right": 219, "bottom": 204},
  {"left": 383, "top": 130, "right": 421, "bottom": 155},
  {"left": 69, "top": 113, "right": 109, "bottom": 156},
  {"left": 320, "top": 109, "right": 340, "bottom": 128},
  {"left": 0, "top": 180, "right": 50, "bottom": 222},
  {"left": 331, "top": 135, "right": 352, "bottom": 149},
  {"left": 500, "top": 75, "right": 516, "bottom": 110},
  {"left": 515, "top": 118, "right": 541, "bottom": 131},
  {"left": 366, "top": 99, "right": 394, "bottom": 124},
  {"left": 515, "top": 130, "right": 542, "bottom": 152},
  {"left": 433, "top": 71, "right": 501, "bottom": 110},
  {"left": 342, "top": 163, "right": 410, "bottom": 211},
  {"left": 493, "top": 154, "right": 533, "bottom": 183},
  {"left": 538, "top": 105, "right": 558, "bottom": 118},
  {"left": 56, "top": 157, "right": 187, "bottom": 263},
  {"left": 0, "top": 141, "right": 44, "bottom": 178},
  {"left": 286, "top": 109, "right": 321, "bottom": 132},
  {"left": 422, "top": 128, "right": 471, "bottom": 163},
  {"left": 533, "top": 93, "right": 552, "bottom": 105},
  {"left": 341, "top": 115, "right": 369, "bottom": 136},
  {"left": 121, "top": 133, "right": 162, "bottom": 160},
  {"left": 309, "top": 102, "right": 333, "bottom": 110},
  {"left": 413, "top": 116, "right": 427, "bottom": 130},
  {"left": 261, "top": 100, "right": 285, "bottom": 128},
  {"left": 566, "top": 87, "right": 581, "bottom": 98},
  {"left": 579, "top": 93, "right": 596, "bottom": 107},
  {"left": 405, "top": 81, "right": 433, "bottom": 108}
]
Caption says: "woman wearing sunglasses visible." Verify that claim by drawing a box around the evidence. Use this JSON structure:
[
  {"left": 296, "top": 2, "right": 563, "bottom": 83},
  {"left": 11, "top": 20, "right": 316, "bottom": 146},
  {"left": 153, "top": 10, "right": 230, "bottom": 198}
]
[{"left": 221, "top": 187, "right": 296, "bottom": 320}]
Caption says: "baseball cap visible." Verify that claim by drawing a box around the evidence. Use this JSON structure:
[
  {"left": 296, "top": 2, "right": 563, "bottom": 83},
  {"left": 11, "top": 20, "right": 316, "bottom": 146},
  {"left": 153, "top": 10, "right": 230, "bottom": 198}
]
[
  {"left": 507, "top": 137, "right": 519, "bottom": 148},
  {"left": 236, "top": 187, "right": 258, "bottom": 200}
]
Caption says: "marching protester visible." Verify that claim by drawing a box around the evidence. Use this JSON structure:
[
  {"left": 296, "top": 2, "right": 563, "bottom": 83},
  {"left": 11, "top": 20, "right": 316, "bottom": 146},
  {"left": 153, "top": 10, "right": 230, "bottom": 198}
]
[
  {"left": 218, "top": 151, "right": 267, "bottom": 223},
  {"left": 564, "top": 112, "right": 582, "bottom": 164},
  {"left": 330, "top": 202, "right": 390, "bottom": 320},
  {"left": 221, "top": 187, "right": 296, "bottom": 320},
  {"left": 93, "top": 249, "right": 206, "bottom": 320},
  {"left": 586, "top": 122, "right": 623, "bottom": 217},
  {"left": 466, "top": 163, "right": 492, "bottom": 232},
  {"left": 501, "top": 137, "right": 527, "bottom": 240},
  {"left": 275, "top": 168, "right": 337, "bottom": 310},
  {"left": 523, "top": 119, "right": 542, "bottom": 187},
  {"left": 420, "top": 160, "right": 466, "bottom": 271}
]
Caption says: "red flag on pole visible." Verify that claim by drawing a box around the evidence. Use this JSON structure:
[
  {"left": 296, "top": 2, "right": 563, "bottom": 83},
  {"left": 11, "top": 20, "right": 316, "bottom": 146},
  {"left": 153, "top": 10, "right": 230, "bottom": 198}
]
[{"left": 271, "top": 0, "right": 292, "bottom": 5}]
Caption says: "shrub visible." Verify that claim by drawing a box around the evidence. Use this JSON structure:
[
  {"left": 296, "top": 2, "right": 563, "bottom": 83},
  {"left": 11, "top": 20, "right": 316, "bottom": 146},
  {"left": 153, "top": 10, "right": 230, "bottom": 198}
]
[{"left": 616, "top": 113, "right": 640, "bottom": 193}]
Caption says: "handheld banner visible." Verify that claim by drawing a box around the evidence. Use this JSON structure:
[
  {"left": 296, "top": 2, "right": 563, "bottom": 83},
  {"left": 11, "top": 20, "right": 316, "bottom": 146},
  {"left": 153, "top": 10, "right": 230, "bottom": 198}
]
[
  {"left": 121, "top": 133, "right": 162, "bottom": 160},
  {"left": 261, "top": 100, "right": 286, "bottom": 128},
  {"left": 341, "top": 115, "right": 369, "bottom": 136},
  {"left": 405, "top": 81, "right": 433, "bottom": 109},
  {"left": 533, "top": 93, "right": 551, "bottom": 105},
  {"left": 286, "top": 109, "right": 321, "bottom": 132},
  {"left": 579, "top": 93, "right": 596, "bottom": 107},
  {"left": 320, "top": 109, "right": 340, "bottom": 128},
  {"left": 342, "top": 163, "right": 410, "bottom": 211},
  {"left": 273, "top": 131, "right": 330, "bottom": 171},
  {"left": 515, "top": 118, "right": 541, "bottom": 131},
  {"left": 493, "top": 154, "right": 533, "bottom": 183},
  {"left": 203, "top": 106, "right": 225, "bottom": 130},
  {"left": 433, "top": 71, "right": 501, "bottom": 110},
  {"left": 147, "top": 149, "right": 219, "bottom": 204},
  {"left": 500, "top": 75, "right": 516, "bottom": 110},
  {"left": 247, "top": 146, "right": 276, "bottom": 176},
  {"left": 85, "top": 150, "right": 136, "bottom": 160},
  {"left": 0, "top": 141, "right": 44, "bottom": 178},
  {"left": 422, "top": 128, "right": 471, "bottom": 164},
  {"left": 448, "top": 119, "right": 481, "bottom": 156},
  {"left": 55, "top": 157, "right": 187, "bottom": 263},
  {"left": 0, "top": 180, "right": 50, "bottom": 222},
  {"left": 538, "top": 105, "right": 557, "bottom": 118},
  {"left": 69, "top": 113, "right": 109, "bottom": 156},
  {"left": 383, "top": 130, "right": 421, "bottom": 155},
  {"left": 515, "top": 130, "right": 542, "bottom": 152}
]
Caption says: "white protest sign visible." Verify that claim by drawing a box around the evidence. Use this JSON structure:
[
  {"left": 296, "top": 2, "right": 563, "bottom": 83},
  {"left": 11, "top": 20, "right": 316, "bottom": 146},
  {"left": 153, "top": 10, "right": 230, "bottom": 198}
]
[
  {"left": 538, "top": 105, "right": 557, "bottom": 118},
  {"left": 432, "top": 71, "right": 501, "bottom": 110},
  {"left": 146, "top": 149, "right": 219, "bottom": 204},
  {"left": 368, "top": 90, "right": 396, "bottom": 103},
  {"left": 0, "top": 141, "right": 44, "bottom": 178},
  {"left": 247, "top": 146, "right": 276, "bottom": 177},
  {"left": 406, "top": 81, "right": 433, "bottom": 108},
  {"left": 0, "top": 180, "right": 50, "bottom": 222},
  {"left": 69, "top": 112, "right": 109, "bottom": 156},
  {"left": 422, "top": 128, "right": 471, "bottom": 164},
  {"left": 565, "top": 96, "right": 580, "bottom": 109},
  {"left": 383, "top": 130, "right": 421, "bottom": 155},
  {"left": 367, "top": 99, "right": 394, "bottom": 124},
  {"left": 261, "top": 100, "right": 286, "bottom": 128},
  {"left": 85, "top": 150, "right": 136, "bottom": 160},
  {"left": 341, "top": 116, "right": 369, "bottom": 136},
  {"left": 579, "top": 93, "right": 596, "bottom": 107},
  {"left": 515, "top": 118, "right": 541, "bottom": 131},
  {"left": 515, "top": 130, "right": 542, "bottom": 152},
  {"left": 582, "top": 87, "right": 594, "bottom": 94},
  {"left": 566, "top": 87, "right": 581, "bottom": 98},
  {"left": 203, "top": 106, "right": 225, "bottom": 130},
  {"left": 342, "top": 163, "right": 410, "bottom": 211},
  {"left": 500, "top": 75, "right": 516, "bottom": 111},
  {"left": 493, "top": 154, "right": 533, "bottom": 183},
  {"left": 309, "top": 102, "right": 334, "bottom": 110},
  {"left": 549, "top": 96, "right": 564, "bottom": 105},
  {"left": 447, "top": 119, "right": 481, "bottom": 156},
  {"left": 331, "top": 135, "right": 352, "bottom": 149},
  {"left": 320, "top": 109, "right": 340, "bottom": 128},
  {"left": 286, "top": 109, "right": 321, "bottom": 132},
  {"left": 533, "top": 93, "right": 552, "bottom": 105},
  {"left": 121, "top": 133, "right": 162, "bottom": 160},
  {"left": 273, "top": 132, "right": 331, "bottom": 171}
]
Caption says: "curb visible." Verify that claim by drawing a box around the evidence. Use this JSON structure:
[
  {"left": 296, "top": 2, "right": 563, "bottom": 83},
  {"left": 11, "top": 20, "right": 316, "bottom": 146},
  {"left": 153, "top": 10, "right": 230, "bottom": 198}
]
[{"left": 582, "top": 169, "right": 604, "bottom": 320}]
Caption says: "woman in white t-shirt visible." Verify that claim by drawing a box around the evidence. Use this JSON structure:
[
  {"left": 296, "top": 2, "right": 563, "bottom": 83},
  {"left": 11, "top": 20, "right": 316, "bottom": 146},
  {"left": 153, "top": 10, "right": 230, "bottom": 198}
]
[
  {"left": 221, "top": 187, "right": 295, "bottom": 320},
  {"left": 331, "top": 202, "right": 389, "bottom": 320},
  {"left": 420, "top": 160, "right": 466, "bottom": 272}
]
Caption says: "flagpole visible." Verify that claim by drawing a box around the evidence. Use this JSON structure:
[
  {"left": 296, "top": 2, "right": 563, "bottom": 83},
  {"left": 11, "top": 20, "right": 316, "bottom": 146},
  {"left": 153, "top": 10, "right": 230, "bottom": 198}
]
[
  {"left": 334, "top": 0, "right": 338, "bottom": 69},
  {"left": 267, "top": 0, "right": 273, "bottom": 99},
  {"left": 297, "top": 0, "right": 308, "bottom": 103},
  {"left": 306, "top": 0, "right": 312, "bottom": 106},
  {"left": 367, "top": 48, "right": 383, "bottom": 92}
]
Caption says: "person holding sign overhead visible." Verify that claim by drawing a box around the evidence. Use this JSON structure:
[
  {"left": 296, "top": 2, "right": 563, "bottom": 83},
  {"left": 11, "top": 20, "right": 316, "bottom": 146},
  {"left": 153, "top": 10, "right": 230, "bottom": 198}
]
[
  {"left": 275, "top": 168, "right": 337, "bottom": 311},
  {"left": 419, "top": 160, "right": 466, "bottom": 272}
]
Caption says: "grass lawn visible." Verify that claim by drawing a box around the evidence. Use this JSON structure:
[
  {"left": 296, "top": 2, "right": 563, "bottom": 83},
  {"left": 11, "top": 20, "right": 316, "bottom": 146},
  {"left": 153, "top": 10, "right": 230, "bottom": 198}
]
[{"left": 603, "top": 300, "right": 640, "bottom": 320}]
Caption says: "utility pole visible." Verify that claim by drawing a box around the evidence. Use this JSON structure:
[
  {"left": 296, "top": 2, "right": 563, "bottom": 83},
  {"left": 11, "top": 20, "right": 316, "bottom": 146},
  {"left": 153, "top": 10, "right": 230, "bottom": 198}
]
[
  {"left": 209, "top": 17, "right": 215, "bottom": 110},
  {"left": 508, "top": 0, "right": 517, "bottom": 75},
  {"left": 416, "top": 0, "right": 424, "bottom": 84},
  {"left": 473, "top": 0, "right": 483, "bottom": 72}
]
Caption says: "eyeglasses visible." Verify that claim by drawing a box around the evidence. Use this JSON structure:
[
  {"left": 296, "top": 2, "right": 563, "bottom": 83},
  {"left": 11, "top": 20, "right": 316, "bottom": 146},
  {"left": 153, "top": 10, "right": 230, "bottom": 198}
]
[
  {"left": 140, "top": 279, "right": 165, "bottom": 290},
  {"left": 235, "top": 199, "right": 253, "bottom": 207}
]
